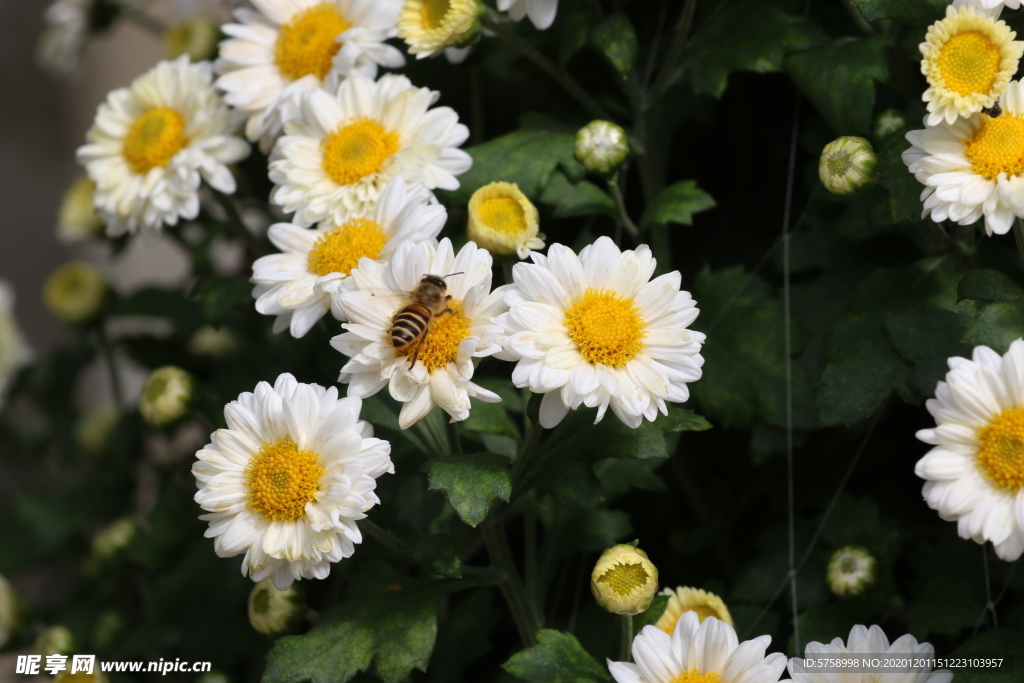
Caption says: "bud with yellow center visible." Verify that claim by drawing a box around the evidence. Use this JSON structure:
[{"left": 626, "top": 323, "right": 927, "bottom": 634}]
[
  {"left": 873, "top": 108, "right": 906, "bottom": 141},
  {"left": 591, "top": 543, "right": 659, "bottom": 615},
  {"left": 574, "top": 120, "right": 630, "bottom": 176},
  {"left": 818, "top": 136, "right": 877, "bottom": 196},
  {"left": 0, "top": 573, "right": 18, "bottom": 648},
  {"left": 57, "top": 175, "right": 104, "bottom": 243},
  {"left": 35, "top": 625, "right": 75, "bottom": 656},
  {"left": 467, "top": 182, "right": 544, "bottom": 259},
  {"left": 248, "top": 579, "right": 307, "bottom": 637},
  {"left": 164, "top": 16, "right": 220, "bottom": 62},
  {"left": 43, "top": 262, "right": 109, "bottom": 325},
  {"left": 75, "top": 406, "right": 120, "bottom": 458},
  {"left": 92, "top": 518, "right": 137, "bottom": 561},
  {"left": 188, "top": 326, "right": 238, "bottom": 358},
  {"left": 827, "top": 546, "right": 877, "bottom": 597},
  {"left": 654, "top": 586, "right": 733, "bottom": 634},
  {"left": 398, "top": 0, "right": 483, "bottom": 58},
  {"left": 138, "top": 366, "right": 194, "bottom": 427}
]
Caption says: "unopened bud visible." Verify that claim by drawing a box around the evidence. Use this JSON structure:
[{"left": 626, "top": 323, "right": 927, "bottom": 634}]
[
  {"left": 165, "top": 17, "right": 219, "bottom": 62},
  {"left": 92, "top": 518, "right": 137, "bottom": 561},
  {"left": 827, "top": 546, "right": 877, "bottom": 597},
  {"left": 138, "top": 366, "right": 193, "bottom": 427},
  {"left": 874, "top": 108, "right": 906, "bottom": 141},
  {"left": 43, "top": 262, "right": 109, "bottom": 325},
  {"left": 574, "top": 120, "right": 629, "bottom": 176},
  {"left": 188, "top": 326, "right": 238, "bottom": 358},
  {"left": 35, "top": 625, "right": 75, "bottom": 656},
  {"left": 58, "top": 175, "right": 104, "bottom": 243},
  {"left": 248, "top": 579, "right": 307, "bottom": 637},
  {"left": 654, "top": 586, "right": 733, "bottom": 634},
  {"left": 590, "top": 542, "right": 659, "bottom": 615},
  {"left": 467, "top": 182, "right": 544, "bottom": 260},
  {"left": 75, "top": 406, "right": 120, "bottom": 458},
  {"left": 819, "top": 136, "right": 877, "bottom": 196}
]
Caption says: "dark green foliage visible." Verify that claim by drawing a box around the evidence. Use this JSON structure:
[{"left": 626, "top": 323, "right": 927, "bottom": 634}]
[{"left": 503, "top": 630, "right": 610, "bottom": 683}]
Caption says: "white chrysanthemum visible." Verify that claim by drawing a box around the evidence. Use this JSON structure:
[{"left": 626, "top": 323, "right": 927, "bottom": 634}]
[
  {"left": 919, "top": 4, "right": 1022, "bottom": 126},
  {"left": 215, "top": 0, "right": 405, "bottom": 151},
  {"left": 496, "top": 236, "right": 704, "bottom": 429},
  {"left": 608, "top": 615, "right": 787, "bottom": 683},
  {"left": 193, "top": 373, "right": 393, "bottom": 590},
  {"left": 269, "top": 74, "right": 471, "bottom": 226},
  {"left": 331, "top": 238, "right": 505, "bottom": 428},
  {"left": 0, "top": 281, "right": 34, "bottom": 411},
  {"left": 76, "top": 56, "right": 251, "bottom": 241},
  {"left": 497, "top": 0, "right": 558, "bottom": 30},
  {"left": 902, "top": 79, "right": 1024, "bottom": 236},
  {"left": 397, "top": 0, "right": 481, "bottom": 59},
  {"left": 784, "top": 625, "right": 952, "bottom": 683},
  {"left": 915, "top": 340, "right": 1024, "bottom": 561},
  {"left": 957, "top": 0, "right": 1020, "bottom": 13},
  {"left": 36, "top": 0, "right": 92, "bottom": 76},
  {"left": 252, "top": 177, "right": 446, "bottom": 338}
]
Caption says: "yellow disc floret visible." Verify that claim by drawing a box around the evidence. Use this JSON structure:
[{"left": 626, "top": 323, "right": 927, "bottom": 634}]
[
  {"left": 321, "top": 118, "right": 400, "bottom": 185},
  {"left": 477, "top": 197, "right": 527, "bottom": 235},
  {"left": 274, "top": 3, "right": 352, "bottom": 82},
  {"left": 975, "top": 406, "right": 1024, "bottom": 492},
  {"left": 655, "top": 586, "right": 733, "bottom": 634},
  {"left": 595, "top": 561, "right": 650, "bottom": 596},
  {"left": 395, "top": 300, "right": 471, "bottom": 372},
  {"left": 307, "top": 218, "right": 388, "bottom": 276},
  {"left": 668, "top": 672, "right": 724, "bottom": 683},
  {"left": 420, "top": 0, "right": 451, "bottom": 29},
  {"left": 245, "top": 438, "right": 324, "bottom": 522},
  {"left": 936, "top": 30, "right": 1001, "bottom": 96},
  {"left": 123, "top": 107, "right": 187, "bottom": 174},
  {"left": 964, "top": 115, "right": 1024, "bottom": 180},
  {"left": 564, "top": 288, "right": 646, "bottom": 368}
]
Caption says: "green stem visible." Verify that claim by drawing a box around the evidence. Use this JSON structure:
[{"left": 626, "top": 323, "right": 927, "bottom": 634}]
[
  {"left": 95, "top": 323, "right": 124, "bottom": 408},
  {"left": 1013, "top": 219, "right": 1024, "bottom": 272},
  {"left": 839, "top": 0, "right": 876, "bottom": 36},
  {"left": 524, "top": 490, "right": 539, "bottom": 607},
  {"left": 446, "top": 419, "right": 463, "bottom": 455},
  {"left": 358, "top": 518, "right": 411, "bottom": 554},
  {"left": 619, "top": 614, "right": 634, "bottom": 662},
  {"left": 482, "top": 515, "right": 541, "bottom": 646},
  {"left": 211, "top": 189, "right": 264, "bottom": 256},
  {"left": 648, "top": 0, "right": 697, "bottom": 106},
  {"left": 607, "top": 174, "right": 641, "bottom": 241},
  {"left": 484, "top": 16, "right": 609, "bottom": 121},
  {"left": 511, "top": 421, "right": 544, "bottom": 486}
]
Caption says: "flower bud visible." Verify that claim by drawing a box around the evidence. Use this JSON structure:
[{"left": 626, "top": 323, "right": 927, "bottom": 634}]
[
  {"left": 0, "top": 574, "right": 19, "bottom": 648},
  {"left": 92, "top": 518, "right": 137, "bottom": 561},
  {"left": 590, "top": 542, "right": 659, "bottom": 615},
  {"left": 818, "top": 136, "right": 877, "bottom": 196},
  {"left": 75, "top": 406, "right": 120, "bottom": 458},
  {"left": 873, "top": 108, "right": 906, "bottom": 141},
  {"left": 188, "top": 326, "right": 238, "bottom": 358},
  {"left": 138, "top": 366, "right": 193, "bottom": 427},
  {"left": 654, "top": 586, "right": 733, "bottom": 634},
  {"left": 164, "top": 16, "right": 220, "bottom": 62},
  {"left": 574, "top": 120, "right": 629, "bottom": 176},
  {"left": 467, "top": 182, "right": 544, "bottom": 259},
  {"left": 248, "top": 579, "right": 307, "bottom": 637},
  {"left": 827, "top": 546, "right": 877, "bottom": 597},
  {"left": 35, "top": 625, "right": 75, "bottom": 656},
  {"left": 43, "top": 262, "right": 109, "bottom": 325},
  {"left": 398, "top": 0, "right": 483, "bottom": 58},
  {"left": 57, "top": 175, "right": 104, "bottom": 243}
]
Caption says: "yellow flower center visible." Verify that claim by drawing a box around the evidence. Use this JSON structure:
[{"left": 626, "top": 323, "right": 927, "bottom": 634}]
[
  {"left": 564, "top": 288, "right": 646, "bottom": 368},
  {"left": 668, "top": 671, "right": 724, "bottom": 683},
  {"left": 659, "top": 604, "right": 722, "bottom": 634},
  {"left": 936, "top": 30, "right": 1001, "bottom": 96},
  {"left": 975, "top": 406, "right": 1024, "bottom": 492},
  {"left": 421, "top": 0, "right": 450, "bottom": 28},
  {"left": 321, "top": 118, "right": 401, "bottom": 185},
  {"left": 244, "top": 438, "right": 324, "bottom": 522},
  {"left": 477, "top": 197, "right": 527, "bottom": 235},
  {"left": 274, "top": 3, "right": 352, "bottom": 81},
  {"left": 122, "top": 107, "right": 187, "bottom": 174},
  {"left": 395, "top": 300, "right": 471, "bottom": 372},
  {"left": 306, "top": 218, "right": 388, "bottom": 277},
  {"left": 595, "top": 561, "right": 650, "bottom": 596},
  {"left": 964, "top": 115, "right": 1024, "bottom": 180}
]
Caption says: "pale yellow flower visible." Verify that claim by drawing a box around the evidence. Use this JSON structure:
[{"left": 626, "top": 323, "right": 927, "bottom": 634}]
[
  {"left": 467, "top": 182, "right": 543, "bottom": 259},
  {"left": 590, "top": 543, "right": 659, "bottom": 615},
  {"left": 654, "top": 586, "right": 733, "bottom": 634}
]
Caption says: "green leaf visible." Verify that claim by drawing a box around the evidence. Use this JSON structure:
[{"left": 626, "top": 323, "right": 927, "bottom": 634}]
[
  {"left": 878, "top": 128, "right": 922, "bottom": 223},
  {"left": 539, "top": 170, "right": 615, "bottom": 218},
  {"left": 957, "top": 268, "right": 1024, "bottom": 303},
  {"left": 633, "top": 594, "right": 670, "bottom": 631},
  {"left": 429, "top": 590, "right": 501, "bottom": 682},
  {"left": 408, "top": 534, "right": 462, "bottom": 579},
  {"left": 110, "top": 288, "right": 203, "bottom": 329},
  {"left": 640, "top": 180, "right": 716, "bottom": 228},
  {"left": 786, "top": 37, "right": 889, "bottom": 135},
  {"left": 950, "top": 628, "right": 1024, "bottom": 682},
  {"left": 263, "top": 563, "right": 463, "bottom": 683},
  {"left": 542, "top": 458, "right": 605, "bottom": 509},
  {"left": 503, "top": 630, "right": 610, "bottom": 683},
  {"left": 819, "top": 495, "right": 883, "bottom": 548},
  {"left": 544, "top": 408, "right": 671, "bottom": 461},
  {"left": 462, "top": 400, "right": 520, "bottom": 439},
  {"left": 441, "top": 124, "right": 580, "bottom": 205},
  {"left": 595, "top": 459, "right": 666, "bottom": 500},
  {"left": 559, "top": 509, "right": 633, "bottom": 554},
  {"left": 683, "top": 0, "right": 827, "bottom": 97},
  {"left": 690, "top": 266, "right": 817, "bottom": 429},
  {"left": 884, "top": 307, "right": 974, "bottom": 397},
  {"left": 906, "top": 576, "right": 979, "bottom": 639},
  {"left": 426, "top": 453, "right": 511, "bottom": 527},
  {"left": 849, "top": 0, "right": 946, "bottom": 27},
  {"left": 659, "top": 406, "right": 713, "bottom": 433},
  {"left": 591, "top": 14, "right": 638, "bottom": 77},
  {"left": 192, "top": 276, "right": 253, "bottom": 325},
  {"left": 963, "top": 299, "right": 1024, "bottom": 354}
]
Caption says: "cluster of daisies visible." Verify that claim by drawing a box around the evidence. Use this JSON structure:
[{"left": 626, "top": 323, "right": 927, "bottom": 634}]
[{"left": 902, "top": 0, "right": 1024, "bottom": 235}]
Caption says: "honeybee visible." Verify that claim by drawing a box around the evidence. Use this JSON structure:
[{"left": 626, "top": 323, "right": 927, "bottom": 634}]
[{"left": 390, "top": 272, "right": 463, "bottom": 367}]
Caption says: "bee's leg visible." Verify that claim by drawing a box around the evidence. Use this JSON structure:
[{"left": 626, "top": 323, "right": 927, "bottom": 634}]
[
  {"left": 445, "top": 294, "right": 452, "bottom": 301},
  {"left": 409, "top": 340, "right": 422, "bottom": 368},
  {"left": 437, "top": 308, "right": 454, "bottom": 318}
]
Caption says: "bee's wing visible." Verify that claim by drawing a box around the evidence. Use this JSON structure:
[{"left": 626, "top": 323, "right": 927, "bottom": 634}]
[{"left": 359, "top": 287, "right": 415, "bottom": 315}]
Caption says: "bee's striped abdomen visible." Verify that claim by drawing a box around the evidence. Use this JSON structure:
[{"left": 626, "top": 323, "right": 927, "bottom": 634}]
[{"left": 391, "top": 303, "right": 431, "bottom": 349}]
